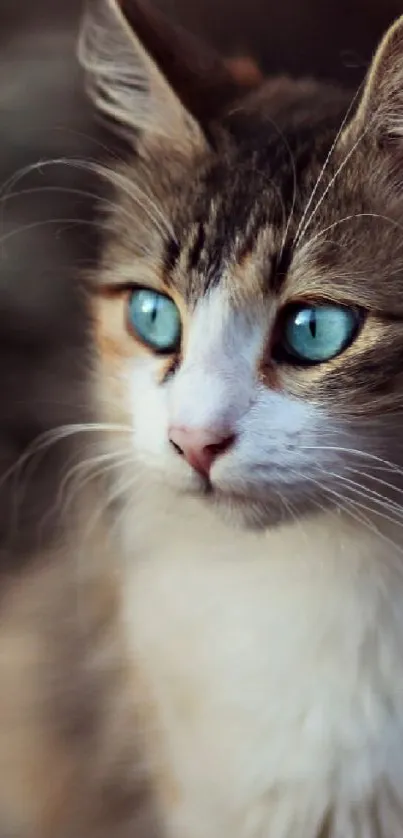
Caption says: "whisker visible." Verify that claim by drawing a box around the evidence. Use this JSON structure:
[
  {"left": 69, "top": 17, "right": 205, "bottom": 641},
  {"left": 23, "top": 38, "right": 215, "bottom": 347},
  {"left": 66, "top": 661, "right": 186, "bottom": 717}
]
[
  {"left": 107, "top": 473, "right": 148, "bottom": 543},
  {"left": 56, "top": 449, "right": 130, "bottom": 509},
  {"left": 276, "top": 486, "right": 315, "bottom": 545},
  {"left": 300, "top": 445, "right": 403, "bottom": 480},
  {"left": 303, "top": 473, "right": 403, "bottom": 557},
  {"left": 302, "top": 473, "right": 403, "bottom": 547},
  {"left": 0, "top": 157, "right": 176, "bottom": 244},
  {"left": 302, "top": 473, "right": 373, "bottom": 527},
  {"left": 61, "top": 158, "right": 176, "bottom": 243},
  {"left": 343, "top": 465, "right": 403, "bottom": 498},
  {"left": 293, "top": 84, "right": 364, "bottom": 245},
  {"left": 80, "top": 467, "right": 142, "bottom": 546},
  {"left": 0, "top": 422, "right": 131, "bottom": 495},
  {"left": 38, "top": 452, "right": 132, "bottom": 544},
  {"left": 300, "top": 212, "right": 403, "bottom": 253},
  {"left": 0, "top": 185, "right": 155, "bottom": 247},
  {"left": 326, "top": 471, "right": 403, "bottom": 522},
  {"left": 0, "top": 218, "right": 104, "bottom": 253},
  {"left": 296, "top": 116, "right": 374, "bottom": 247}
]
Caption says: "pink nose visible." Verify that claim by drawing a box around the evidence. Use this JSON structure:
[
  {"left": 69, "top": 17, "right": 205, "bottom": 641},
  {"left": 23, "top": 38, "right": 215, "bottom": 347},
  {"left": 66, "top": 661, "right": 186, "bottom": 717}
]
[{"left": 169, "top": 426, "right": 234, "bottom": 477}]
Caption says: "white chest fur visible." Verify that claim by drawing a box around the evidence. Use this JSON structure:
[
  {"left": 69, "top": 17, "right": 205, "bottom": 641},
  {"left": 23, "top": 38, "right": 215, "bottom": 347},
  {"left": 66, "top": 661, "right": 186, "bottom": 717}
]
[{"left": 122, "top": 498, "right": 403, "bottom": 838}]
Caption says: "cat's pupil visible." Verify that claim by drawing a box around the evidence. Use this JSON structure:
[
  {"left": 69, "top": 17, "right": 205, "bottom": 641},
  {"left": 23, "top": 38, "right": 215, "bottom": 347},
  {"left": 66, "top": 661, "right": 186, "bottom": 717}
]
[{"left": 309, "top": 311, "right": 317, "bottom": 339}]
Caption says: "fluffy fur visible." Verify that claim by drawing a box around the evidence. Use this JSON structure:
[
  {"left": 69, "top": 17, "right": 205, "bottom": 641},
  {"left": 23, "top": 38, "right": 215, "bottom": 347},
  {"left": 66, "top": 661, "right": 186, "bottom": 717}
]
[{"left": 79, "top": 1, "right": 403, "bottom": 835}]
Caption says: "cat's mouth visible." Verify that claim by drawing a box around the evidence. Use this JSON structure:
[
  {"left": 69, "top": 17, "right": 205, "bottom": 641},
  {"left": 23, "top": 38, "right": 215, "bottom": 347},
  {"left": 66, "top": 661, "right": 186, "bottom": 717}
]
[
  {"left": 179, "top": 475, "right": 245, "bottom": 504},
  {"left": 181, "top": 475, "right": 277, "bottom": 524},
  {"left": 182, "top": 471, "right": 267, "bottom": 506}
]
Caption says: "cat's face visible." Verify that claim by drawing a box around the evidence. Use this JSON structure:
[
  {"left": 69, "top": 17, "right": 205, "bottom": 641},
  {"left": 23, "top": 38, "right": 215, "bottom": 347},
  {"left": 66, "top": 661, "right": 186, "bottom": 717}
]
[{"left": 80, "top": 1, "right": 403, "bottom": 527}]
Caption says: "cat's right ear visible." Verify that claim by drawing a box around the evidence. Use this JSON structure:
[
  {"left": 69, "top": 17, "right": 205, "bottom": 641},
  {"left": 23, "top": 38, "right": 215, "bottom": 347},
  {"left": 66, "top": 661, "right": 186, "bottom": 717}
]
[
  {"left": 343, "top": 14, "right": 403, "bottom": 146},
  {"left": 78, "top": 0, "right": 261, "bottom": 154}
]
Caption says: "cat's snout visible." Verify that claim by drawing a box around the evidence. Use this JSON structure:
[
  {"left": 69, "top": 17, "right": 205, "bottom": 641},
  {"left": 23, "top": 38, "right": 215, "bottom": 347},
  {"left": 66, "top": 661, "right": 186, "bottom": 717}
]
[{"left": 168, "top": 426, "right": 235, "bottom": 477}]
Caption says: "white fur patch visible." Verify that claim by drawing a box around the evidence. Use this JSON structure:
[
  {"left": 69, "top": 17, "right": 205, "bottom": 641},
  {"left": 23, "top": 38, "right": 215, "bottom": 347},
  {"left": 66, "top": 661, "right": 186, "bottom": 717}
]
[
  {"left": 122, "top": 492, "right": 403, "bottom": 838},
  {"left": 111, "top": 287, "right": 403, "bottom": 837},
  {"left": 168, "top": 290, "right": 263, "bottom": 430}
]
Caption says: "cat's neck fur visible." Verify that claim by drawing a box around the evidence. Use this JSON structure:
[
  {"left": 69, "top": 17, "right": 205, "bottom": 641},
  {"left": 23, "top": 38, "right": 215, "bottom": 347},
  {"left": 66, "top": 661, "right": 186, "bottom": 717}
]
[{"left": 121, "top": 490, "right": 403, "bottom": 837}]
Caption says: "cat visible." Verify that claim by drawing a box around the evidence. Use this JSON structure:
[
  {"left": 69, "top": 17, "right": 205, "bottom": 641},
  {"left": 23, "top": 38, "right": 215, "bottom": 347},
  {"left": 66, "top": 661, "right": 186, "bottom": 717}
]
[{"left": 78, "top": 0, "right": 403, "bottom": 835}]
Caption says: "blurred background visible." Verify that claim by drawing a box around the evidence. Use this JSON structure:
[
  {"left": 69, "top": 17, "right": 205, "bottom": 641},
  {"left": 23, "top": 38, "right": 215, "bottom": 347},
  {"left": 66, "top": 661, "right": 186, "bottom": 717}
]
[{"left": 0, "top": 0, "right": 402, "bottom": 565}]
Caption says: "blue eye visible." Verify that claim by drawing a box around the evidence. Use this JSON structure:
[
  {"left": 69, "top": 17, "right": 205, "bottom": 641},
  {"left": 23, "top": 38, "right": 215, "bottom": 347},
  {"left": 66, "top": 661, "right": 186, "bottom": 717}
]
[
  {"left": 282, "top": 304, "right": 360, "bottom": 364},
  {"left": 128, "top": 288, "right": 181, "bottom": 353}
]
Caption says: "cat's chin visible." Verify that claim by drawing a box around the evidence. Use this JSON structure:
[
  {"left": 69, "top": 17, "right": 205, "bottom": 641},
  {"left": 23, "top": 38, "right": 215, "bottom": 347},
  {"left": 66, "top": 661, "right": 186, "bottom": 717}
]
[
  {"left": 202, "top": 486, "right": 296, "bottom": 531},
  {"left": 151, "top": 468, "right": 325, "bottom": 530}
]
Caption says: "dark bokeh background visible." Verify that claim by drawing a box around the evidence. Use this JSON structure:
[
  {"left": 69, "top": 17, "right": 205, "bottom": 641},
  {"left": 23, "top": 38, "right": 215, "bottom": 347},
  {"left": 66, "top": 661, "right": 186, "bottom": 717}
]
[{"left": 0, "top": 0, "right": 402, "bottom": 563}]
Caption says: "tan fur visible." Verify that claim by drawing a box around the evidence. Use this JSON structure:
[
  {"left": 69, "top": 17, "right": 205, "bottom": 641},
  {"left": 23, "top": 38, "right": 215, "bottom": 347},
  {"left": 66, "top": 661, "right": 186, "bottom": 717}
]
[{"left": 0, "top": 509, "right": 162, "bottom": 837}]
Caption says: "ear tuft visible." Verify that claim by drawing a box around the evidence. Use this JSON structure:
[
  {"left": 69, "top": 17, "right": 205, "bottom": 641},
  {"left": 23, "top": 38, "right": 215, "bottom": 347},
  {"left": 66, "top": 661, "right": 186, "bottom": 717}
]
[{"left": 347, "top": 15, "right": 403, "bottom": 141}]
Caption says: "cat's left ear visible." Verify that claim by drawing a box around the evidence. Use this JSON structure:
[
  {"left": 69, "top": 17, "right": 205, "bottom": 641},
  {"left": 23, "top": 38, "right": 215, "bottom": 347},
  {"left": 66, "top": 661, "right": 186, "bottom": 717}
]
[
  {"left": 345, "top": 15, "right": 403, "bottom": 145},
  {"left": 78, "top": 0, "right": 261, "bottom": 152}
]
